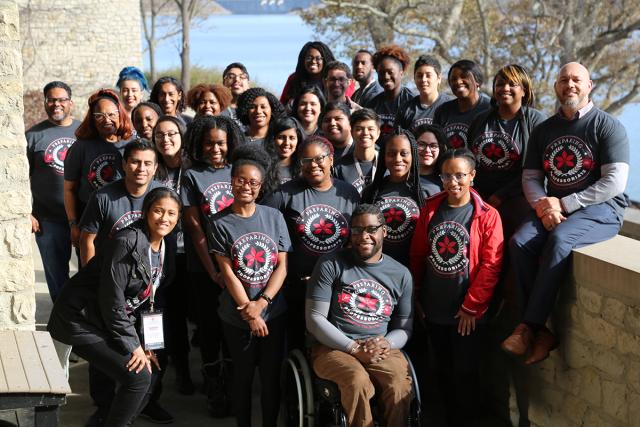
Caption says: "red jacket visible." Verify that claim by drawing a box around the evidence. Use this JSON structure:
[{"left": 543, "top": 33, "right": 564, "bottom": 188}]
[{"left": 409, "top": 189, "right": 504, "bottom": 318}]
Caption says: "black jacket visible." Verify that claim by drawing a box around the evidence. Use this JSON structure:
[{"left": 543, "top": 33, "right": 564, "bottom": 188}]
[{"left": 48, "top": 221, "right": 175, "bottom": 355}]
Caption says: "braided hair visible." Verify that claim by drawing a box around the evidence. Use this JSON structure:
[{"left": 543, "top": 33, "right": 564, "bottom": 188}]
[
  {"left": 185, "top": 115, "right": 245, "bottom": 166},
  {"left": 362, "top": 127, "right": 425, "bottom": 208},
  {"left": 236, "top": 87, "right": 285, "bottom": 127}
]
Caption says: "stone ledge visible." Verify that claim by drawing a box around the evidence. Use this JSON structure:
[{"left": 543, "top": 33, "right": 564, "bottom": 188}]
[
  {"left": 622, "top": 207, "right": 640, "bottom": 240},
  {"left": 573, "top": 235, "right": 640, "bottom": 305}
]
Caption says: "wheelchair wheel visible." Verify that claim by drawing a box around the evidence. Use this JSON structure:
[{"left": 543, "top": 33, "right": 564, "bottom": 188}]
[
  {"left": 279, "top": 349, "right": 315, "bottom": 426},
  {"left": 402, "top": 350, "right": 422, "bottom": 427}
]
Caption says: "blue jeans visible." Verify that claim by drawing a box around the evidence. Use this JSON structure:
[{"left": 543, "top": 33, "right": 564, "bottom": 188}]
[
  {"left": 34, "top": 219, "right": 71, "bottom": 301},
  {"left": 509, "top": 202, "right": 622, "bottom": 325}
]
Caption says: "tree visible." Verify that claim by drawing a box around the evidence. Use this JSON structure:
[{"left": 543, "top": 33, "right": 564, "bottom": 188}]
[
  {"left": 140, "top": 0, "right": 181, "bottom": 83},
  {"left": 300, "top": 0, "right": 640, "bottom": 114},
  {"left": 173, "top": 0, "right": 206, "bottom": 91}
]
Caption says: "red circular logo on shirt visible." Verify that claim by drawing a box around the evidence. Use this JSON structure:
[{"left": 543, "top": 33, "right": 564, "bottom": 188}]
[
  {"left": 296, "top": 204, "right": 349, "bottom": 254},
  {"left": 543, "top": 136, "right": 595, "bottom": 188},
  {"left": 232, "top": 232, "right": 278, "bottom": 288},
  {"left": 201, "top": 182, "right": 233, "bottom": 217},
  {"left": 428, "top": 220, "right": 470, "bottom": 277},
  {"left": 87, "top": 153, "right": 118, "bottom": 189},
  {"left": 471, "top": 131, "right": 520, "bottom": 171},
  {"left": 44, "top": 137, "right": 74, "bottom": 175},
  {"left": 444, "top": 123, "right": 469, "bottom": 148},
  {"left": 378, "top": 196, "right": 419, "bottom": 242},
  {"left": 337, "top": 279, "right": 393, "bottom": 328}
]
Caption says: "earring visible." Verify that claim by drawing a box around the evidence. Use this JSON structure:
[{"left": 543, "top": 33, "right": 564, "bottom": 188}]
[{"left": 470, "top": 180, "right": 474, "bottom": 186}]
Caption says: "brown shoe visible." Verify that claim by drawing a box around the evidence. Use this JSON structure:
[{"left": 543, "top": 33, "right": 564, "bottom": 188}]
[
  {"left": 525, "top": 327, "right": 558, "bottom": 365},
  {"left": 501, "top": 323, "right": 533, "bottom": 356}
]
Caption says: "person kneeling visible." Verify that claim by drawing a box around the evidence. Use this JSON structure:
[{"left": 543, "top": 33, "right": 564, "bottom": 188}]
[{"left": 306, "top": 204, "right": 413, "bottom": 427}]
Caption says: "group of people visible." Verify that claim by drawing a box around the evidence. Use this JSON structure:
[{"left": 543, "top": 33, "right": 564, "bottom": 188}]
[{"left": 26, "top": 40, "right": 630, "bottom": 427}]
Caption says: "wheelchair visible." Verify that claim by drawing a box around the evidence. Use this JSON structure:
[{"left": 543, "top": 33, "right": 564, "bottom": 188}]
[{"left": 279, "top": 348, "right": 422, "bottom": 427}]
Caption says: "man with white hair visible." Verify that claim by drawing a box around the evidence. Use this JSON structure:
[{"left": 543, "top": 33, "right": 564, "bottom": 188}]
[{"left": 502, "top": 62, "right": 630, "bottom": 364}]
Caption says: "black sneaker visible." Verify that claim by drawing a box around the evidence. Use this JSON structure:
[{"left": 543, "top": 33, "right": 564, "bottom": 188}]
[{"left": 140, "top": 401, "right": 174, "bottom": 424}]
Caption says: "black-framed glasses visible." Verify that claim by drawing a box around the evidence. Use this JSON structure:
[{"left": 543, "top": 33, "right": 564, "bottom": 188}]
[
  {"left": 232, "top": 177, "right": 262, "bottom": 189},
  {"left": 154, "top": 131, "right": 180, "bottom": 140},
  {"left": 224, "top": 73, "right": 248, "bottom": 82},
  {"left": 440, "top": 172, "right": 470, "bottom": 182},
  {"left": 305, "top": 56, "right": 323, "bottom": 63},
  {"left": 351, "top": 224, "right": 384, "bottom": 235},
  {"left": 417, "top": 143, "right": 439, "bottom": 152},
  {"left": 299, "top": 153, "right": 330, "bottom": 166},
  {"left": 46, "top": 97, "right": 70, "bottom": 105}
]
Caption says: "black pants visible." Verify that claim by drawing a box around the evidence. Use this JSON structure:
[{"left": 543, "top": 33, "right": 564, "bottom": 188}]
[
  {"left": 191, "top": 271, "right": 225, "bottom": 364},
  {"left": 283, "top": 276, "right": 307, "bottom": 351},
  {"left": 223, "top": 315, "right": 286, "bottom": 427},
  {"left": 428, "top": 323, "right": 486, "bottom": 427},
  {"left": 75, "top": 341, "right": 155, "bottom": 427},
  {"left": 165, "top": 254, "right": 192, "bottom": 376}
]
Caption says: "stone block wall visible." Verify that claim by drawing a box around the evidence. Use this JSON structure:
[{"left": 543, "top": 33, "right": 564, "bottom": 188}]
[
  {"left": 488, "top": 235, "right": 640, "bottom": 426},
  {"left": 0, "top": 0, "right": 36, "bottom": 330},
  {"left": 18, "top": 0, "right": 142, "bottom": 118}
]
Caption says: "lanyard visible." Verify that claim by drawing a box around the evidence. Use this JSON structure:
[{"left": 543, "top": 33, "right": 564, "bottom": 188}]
[
  {"left": 336, "top": 139, "right": 353, "bottom": 160},
  {"left": 353, "top": 151, "right": 378, "bottom": 182},
  {"left": 147, "top": 240, "right": 165, "bottom": 312}
]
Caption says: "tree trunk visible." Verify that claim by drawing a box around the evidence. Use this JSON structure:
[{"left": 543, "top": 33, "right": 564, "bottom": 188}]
[{"left": 179, "top": 0, "right": 190, "bottom": 90}]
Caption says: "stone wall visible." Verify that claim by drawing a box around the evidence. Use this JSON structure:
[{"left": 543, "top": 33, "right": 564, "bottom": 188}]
[
  {"left": 487, "top": 234, "right": 640, "bottom": 426},
  {"left": 18, "top": 0, "right": 143, "bottom": 119},
  {"left": 0, "top": 0, "right": 36, "bottom": 330}
]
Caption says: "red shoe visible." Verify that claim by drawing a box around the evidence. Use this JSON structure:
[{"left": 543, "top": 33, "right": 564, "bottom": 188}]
[
  {"left": 525, "top": 327, "right": 558, "bottom": 365},
  {"left": 501, "top": 323, "right": 533, "bottom": 357}
]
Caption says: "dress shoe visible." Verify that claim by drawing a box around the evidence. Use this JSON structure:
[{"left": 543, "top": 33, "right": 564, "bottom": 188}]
[
  {"left": 525, "top": 327, "right": 558, "bottom": 365},
  {"left": 501, "top": 323, "right": 533, "bottom": 357}
]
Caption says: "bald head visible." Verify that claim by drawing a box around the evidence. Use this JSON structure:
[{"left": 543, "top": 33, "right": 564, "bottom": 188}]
[{"left": 554, "top": 62, "right": 593, "bottom": 113}]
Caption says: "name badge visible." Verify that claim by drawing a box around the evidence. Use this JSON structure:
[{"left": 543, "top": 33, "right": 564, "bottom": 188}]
[{"left": 142, "top": 310, "right": 165, "bottom": 350}]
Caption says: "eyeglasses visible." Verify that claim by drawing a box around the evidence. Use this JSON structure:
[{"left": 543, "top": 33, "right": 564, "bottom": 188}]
[
  {"left": 327, "top": 77, "right": 348, "bottom": 84},
  {"left": 46, "top": 97, "right": 70, "bottom": 105},
  {"left": 300, "top": 153, "right": 330, "bottom": 166},
  {"left": 232, "top": 177, "right": 262, "bottom": 189},
  {"left": 351, "top": 224, "right": 384, "bottom": 235},
  {"left": 93, "top": 111, "right": 119, "bottom": 122},
  {"left": 417, "top": 143, "right": 439, "bottom": 152},
  {"left": 440, "top": 172, "right": 470, "bottom": 182},
  {"left": 154, "top": 131, "right": 180, "bottom": 140},
  {"left": 305, "top": 56, "right": 323, "bottom": 63},
  {"left": 224, "top": 73, "right": 248, "bottom": 82}
]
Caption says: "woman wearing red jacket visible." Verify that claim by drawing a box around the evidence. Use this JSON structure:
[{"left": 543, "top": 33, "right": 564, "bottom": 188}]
[{"left": 409, "top": 148, "right": 503, "bottom": 427}]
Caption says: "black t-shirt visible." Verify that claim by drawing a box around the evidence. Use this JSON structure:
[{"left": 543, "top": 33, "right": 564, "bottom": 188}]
[
  {"left": 395, "top": 93, "right": 453, "bottom": 133},
  {"left": 64, "top": 137, "right": 130, "bottom": 205},
  {"left": 79, "top": 179, "right": 160, "bottom": 253},
  {"left": 433, "top": 94, "right": 491, "bottom": 148},
  {"left": 262, "top": 178, "right": 360, "bottom": 279},
  {"left": 469, "top": 108, "right": 546, "bottom": 199},
  {"left": 307, "top": 248, "right": 413, "bottom": 340},
  {"left": 369, "top": 180, "right": 420, "bottom": 267},
  {"left": 26, "top": 119, "right": 80, "bottom": 220},
  {"left": 420, "top": 174, "right": 443, "bottom": 198},
  {"left": 334, "top": 153, "right": 376, "bottom": 195},
  {"left": 523, "top": 107, "right": 629, "bottom": 214},
  {"left": 352, "top": 80, "right": 384, "bottom": 107},
  {"left": 365, "top": 86, "right": 417, "bottom": 135},
  {"left": 210, "top": 205, "right": 292, "bottom": 329},
  {"left": 422, "top": 202, "right": 473, "bottom": 324},
  {"left": 181, "top": 164, "right": 233, "bottom": 272}
]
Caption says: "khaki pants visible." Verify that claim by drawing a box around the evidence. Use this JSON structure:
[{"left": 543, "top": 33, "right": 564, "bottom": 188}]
[{"left": 311, "top": 344, "right": 412, "bottom": 427}]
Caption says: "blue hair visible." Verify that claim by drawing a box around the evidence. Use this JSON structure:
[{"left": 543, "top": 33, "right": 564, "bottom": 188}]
[{"left": 116, "top": 66, "right": 149, "bottom": 92}]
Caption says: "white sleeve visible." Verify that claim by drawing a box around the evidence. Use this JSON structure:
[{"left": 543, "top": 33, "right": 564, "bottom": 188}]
[
  {"left": 561, "top": 163, "right": 629, "bottom": 213},
  {"left": 522, "top": 169, "right": 547, "bottom": 208}
]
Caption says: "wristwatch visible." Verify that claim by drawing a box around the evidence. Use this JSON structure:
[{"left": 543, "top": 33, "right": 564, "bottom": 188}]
[
  {"left": 68, "top": 219, "right": 78, "bottom": 227},
  {"left": 259, "top": 294, "right": 273, "bottom": 305}
]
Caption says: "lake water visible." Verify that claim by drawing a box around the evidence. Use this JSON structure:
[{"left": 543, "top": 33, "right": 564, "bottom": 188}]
[{"left": 146, "top": 14, "right": 640, "bottom": 201}]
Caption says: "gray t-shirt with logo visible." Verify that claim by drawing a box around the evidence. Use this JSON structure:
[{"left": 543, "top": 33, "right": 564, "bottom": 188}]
[
  {"left": 262, "top": 178, "right": 360, "bottom": 279},
  {"left": 422, "top": 202, "right": 473, "bottom": 325},
  {"left": 307, "top": 248, "right": 413, "bottom": 340},
  {"left": 26, "top": 119, "right": 80, "bottom": 220},
  {"left": 64, "top": 137, "right": 130, "bottom": 205},
  {"left": 433, "top": 94, "right": 491, "bottom": 149},
  {"left": 80, "top": 179, "right": 160, "bottom": 253},
  {"left": 209, "top": 205, "right": 292, "bottom": 329}
]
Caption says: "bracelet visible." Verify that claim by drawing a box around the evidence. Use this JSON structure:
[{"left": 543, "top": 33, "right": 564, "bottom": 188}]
[
  {"left": 259, "top": 294, "right": 273, "bottom": 305},
  {"left": 349, "top": 342, "right": 360, "bottom": 354},
  {"left": 68, "top": 219, "right": 78, "bottom": 227}
]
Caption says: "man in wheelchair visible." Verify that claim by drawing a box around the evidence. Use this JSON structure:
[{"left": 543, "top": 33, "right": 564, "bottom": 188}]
[{"left": 305, "top": 204, "right": 413, "bottom": 427}]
